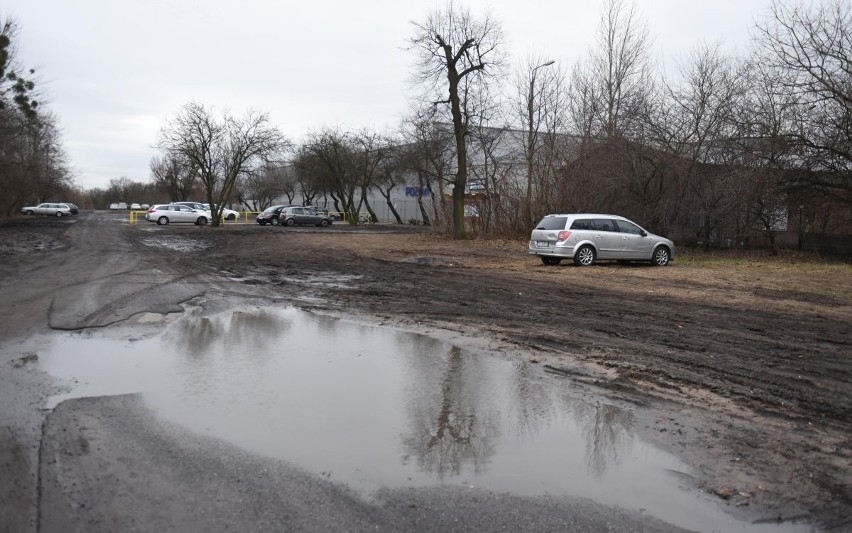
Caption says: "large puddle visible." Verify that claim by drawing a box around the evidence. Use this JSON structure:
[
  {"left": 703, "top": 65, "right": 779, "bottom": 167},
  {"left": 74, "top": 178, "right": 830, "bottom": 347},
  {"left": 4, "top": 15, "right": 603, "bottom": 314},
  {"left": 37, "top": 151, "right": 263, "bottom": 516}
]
[{"left": 37, "top": 307, "right": 803, "bottom": 532}]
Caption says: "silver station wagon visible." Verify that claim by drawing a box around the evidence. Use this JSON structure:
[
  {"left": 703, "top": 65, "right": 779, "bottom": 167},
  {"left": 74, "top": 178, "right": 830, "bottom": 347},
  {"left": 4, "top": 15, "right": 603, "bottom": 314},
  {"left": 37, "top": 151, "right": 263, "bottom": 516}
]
[{"left": 529, "top": 214, "right": 674, "bottom": 267}]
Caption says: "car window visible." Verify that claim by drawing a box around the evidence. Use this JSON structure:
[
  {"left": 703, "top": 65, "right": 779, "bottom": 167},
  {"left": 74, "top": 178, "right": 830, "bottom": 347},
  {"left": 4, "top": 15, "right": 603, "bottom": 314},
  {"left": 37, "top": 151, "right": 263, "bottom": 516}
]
[
  {"left": 615, "top": 219, "right": 643, "bottom": 235},
  {"left": 592, "top": 219, "right": 616, "bottom": 231},
  {"left": 293, "top": 207, "right": 304, "bottom": 215},
  {"left": 536, "top": 216, "right": 568, "bottom": 230},
  {"left": 570, "top": 219, "right": 592, "bottom": 230}
]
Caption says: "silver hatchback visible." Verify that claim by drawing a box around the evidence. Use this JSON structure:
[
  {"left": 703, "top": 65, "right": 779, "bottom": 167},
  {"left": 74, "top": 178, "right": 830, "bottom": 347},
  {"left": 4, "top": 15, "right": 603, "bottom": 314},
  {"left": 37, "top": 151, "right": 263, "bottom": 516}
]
[
  {"left": 145, "top": 204, "right": 209, "bottom": 225},
  {"left": 529, "top": 214, "right": 674, "bottom": 266}
]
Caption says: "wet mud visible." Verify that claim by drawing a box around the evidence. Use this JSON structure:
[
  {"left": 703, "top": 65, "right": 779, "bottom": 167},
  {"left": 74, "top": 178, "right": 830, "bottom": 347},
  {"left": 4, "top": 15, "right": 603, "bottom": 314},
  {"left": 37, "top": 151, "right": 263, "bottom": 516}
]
[{"left": 1, "top": 214, "right": 849, "bottom": 531}]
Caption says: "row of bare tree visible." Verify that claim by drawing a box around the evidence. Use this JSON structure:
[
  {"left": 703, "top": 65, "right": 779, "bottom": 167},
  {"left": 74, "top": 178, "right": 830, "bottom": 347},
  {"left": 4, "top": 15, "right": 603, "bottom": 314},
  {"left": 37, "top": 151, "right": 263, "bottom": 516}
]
[
  {"left": 0, "top": 17, "right": 74, "bottom": 217},
  {"left": 146, "top": 0, "right": 849, "bottom": 246},
  {"left": 408, "top": 0, "right": 851, "bottom": 244}
]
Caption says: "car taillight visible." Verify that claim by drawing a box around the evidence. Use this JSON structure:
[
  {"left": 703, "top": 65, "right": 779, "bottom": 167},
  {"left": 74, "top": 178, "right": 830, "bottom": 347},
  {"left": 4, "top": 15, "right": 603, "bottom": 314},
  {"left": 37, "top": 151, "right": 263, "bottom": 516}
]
[{"left": 557, "top": 230, "right": 571, "bottom": 242}]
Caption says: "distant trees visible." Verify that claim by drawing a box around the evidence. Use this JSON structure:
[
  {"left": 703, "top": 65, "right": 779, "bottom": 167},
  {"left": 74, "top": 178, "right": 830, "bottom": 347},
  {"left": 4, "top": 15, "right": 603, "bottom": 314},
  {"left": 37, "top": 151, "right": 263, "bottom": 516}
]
[
  {"left": 299, "top": 129, "right": 362, "bottom": 224},
  {"left": 0, "top": 17, "right": 71, "bottom": 216},
  {"left": 150, "top": 154, "right": 198, "bottom": 202},
  {"left": 236, "top": 162, "right": 295, "bottom": 211},
  {"left": 157, "top": 103, "right": 287, "bottom": 226}
]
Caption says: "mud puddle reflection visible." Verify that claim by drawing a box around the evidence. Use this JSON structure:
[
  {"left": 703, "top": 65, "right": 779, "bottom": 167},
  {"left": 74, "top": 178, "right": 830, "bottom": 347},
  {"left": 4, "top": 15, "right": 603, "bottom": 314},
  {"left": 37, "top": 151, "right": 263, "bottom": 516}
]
[{"left": 38, "top": 307, "right": 801, "bottom": 532}]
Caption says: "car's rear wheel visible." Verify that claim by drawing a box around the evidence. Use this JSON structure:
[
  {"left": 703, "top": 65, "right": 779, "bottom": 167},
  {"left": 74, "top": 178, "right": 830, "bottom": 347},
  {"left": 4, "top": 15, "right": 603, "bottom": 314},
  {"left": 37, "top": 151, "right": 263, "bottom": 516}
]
[
  {"left": 652, "top": 246, "right": 671, "bottom": 266},
  {"left": 573, "top": 245, "right": 596, "bottom": 266},
  {"left": 541, "top": 256, "right": 562, "bottom": 266},
  {"left": 285, "top": 218, "right": 296, "bottom": 226},
  {"left": 196, "top": 217, "right": 208, "bottom": 226},
  {"left": 157, "top": 216, "right": 168, "bottom": 225},
  {"left": 271, "top": 217, "right": 280, "bottom": 226}
]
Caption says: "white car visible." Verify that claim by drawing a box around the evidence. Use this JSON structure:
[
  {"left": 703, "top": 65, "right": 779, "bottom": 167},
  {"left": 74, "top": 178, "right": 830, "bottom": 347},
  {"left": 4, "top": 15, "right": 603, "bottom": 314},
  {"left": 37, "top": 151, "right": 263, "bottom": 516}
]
[
  {"left": 145, "top": 204, "right": 209, "bottom": 225},
  {"left": 130, "top": 203, "right": 142, "bottom": 210},
  {"left": 172, "top": 201, "right": 239, "bottom": 221},
  {"left": 21, "top": 203, "right": 73, "bottom": 217}
]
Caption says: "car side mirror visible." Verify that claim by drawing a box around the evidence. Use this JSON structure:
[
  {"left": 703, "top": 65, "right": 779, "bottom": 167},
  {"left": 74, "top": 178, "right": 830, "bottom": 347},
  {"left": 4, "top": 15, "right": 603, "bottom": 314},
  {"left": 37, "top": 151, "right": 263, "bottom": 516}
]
[{"left": 640, "top": 230, "right": 647, "bottom": 237}]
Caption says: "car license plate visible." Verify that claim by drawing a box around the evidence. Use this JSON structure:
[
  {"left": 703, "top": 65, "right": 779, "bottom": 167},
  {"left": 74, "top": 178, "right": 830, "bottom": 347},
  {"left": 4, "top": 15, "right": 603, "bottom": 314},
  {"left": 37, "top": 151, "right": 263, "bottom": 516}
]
[{"left": 535, "top": 241, "right": 550, "bottom": 248}]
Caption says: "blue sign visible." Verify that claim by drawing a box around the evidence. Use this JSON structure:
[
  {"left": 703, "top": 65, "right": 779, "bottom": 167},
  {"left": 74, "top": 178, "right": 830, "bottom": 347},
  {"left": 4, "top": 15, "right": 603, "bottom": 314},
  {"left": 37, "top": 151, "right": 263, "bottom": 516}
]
[{"left": 405, "top": 187, "right": 430, "bottom": 197}]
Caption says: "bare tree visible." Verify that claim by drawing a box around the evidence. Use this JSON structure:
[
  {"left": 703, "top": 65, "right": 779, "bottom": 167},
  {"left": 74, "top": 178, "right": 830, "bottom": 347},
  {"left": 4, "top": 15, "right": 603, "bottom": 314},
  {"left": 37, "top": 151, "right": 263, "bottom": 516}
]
[
  {"left": 753, "top": 0, "right": 852, "bottom": 195},
  {"left": 399, "top": 108, "right": 457, "bottom": 228},
  {"left": 0, "top": 17, "right": 38, "bottom": 119},
  {"left": 653, "top": 42, "right": 746, "bottom": 245},
  {"left": 157, "top": 103, "right": 286, "bottom": 226},
  {"left": 372, "top": 145, "right": 407, "bottom": 224},
  {"left": 513, "top": 55, "right": 569, "bottom": 227},
  {"left": 351, "top": 128, "right": 392, "bottom": 223},
  {"left": 0, "top": 17, "right": 72, "bottom": 216},
  {"left": 150, "top": 154, "right": 197, "bottom": 201},
  {"left": 586, "top": 0, "right": 654, "bottom": 139},
  {"left": 301, "top": 128, "right": 362, "bottom": 224},
  {"left": 292, "top": 148, "right": 332, "bottom": 207},
  {"left": 235, "top": 162, "right": 294, "bottom": 211},
  {"left": 408, "top": 1, "right": 505, "bottom": 239},
  {"left": 0, "top": 112, "right": 72, "bottom": 213}
]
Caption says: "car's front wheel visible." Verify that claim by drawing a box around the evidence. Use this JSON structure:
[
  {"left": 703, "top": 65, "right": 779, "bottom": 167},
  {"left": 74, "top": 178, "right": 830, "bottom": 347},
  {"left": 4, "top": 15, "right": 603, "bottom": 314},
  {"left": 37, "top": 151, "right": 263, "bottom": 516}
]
[
  {"left": 285, "top": 218, "right": 296, "bottom": 226},
  {"left": 573, "top": 245, "right": 596, "bottom": 266},
  {"left": 55, "top": 211, "right": 63, "bottom": 217},
  {"left": 652, "top": 246, "right": 671, "bottom": 266},
  {"left": 157, "top": 216, "right": 169, "bottom": 225},
  {"left": 320, "top": 219, "right": 330, "bottom": 227},
  {"left": 541, "top": 256, "right": 562, "bottom": 266},
  {"left": 25, "top": 210, "right": 34, "bottom": 216},
  {"left": 226, "top": 213, "right": 236, "bottom": 221}
]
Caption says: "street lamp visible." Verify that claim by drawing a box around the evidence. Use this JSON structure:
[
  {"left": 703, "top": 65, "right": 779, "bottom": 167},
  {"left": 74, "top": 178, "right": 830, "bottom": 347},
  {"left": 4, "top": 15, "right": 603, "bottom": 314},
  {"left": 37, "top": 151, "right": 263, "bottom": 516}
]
[{"left": 526, "top": 60, "right": 555, "bottom": 223}]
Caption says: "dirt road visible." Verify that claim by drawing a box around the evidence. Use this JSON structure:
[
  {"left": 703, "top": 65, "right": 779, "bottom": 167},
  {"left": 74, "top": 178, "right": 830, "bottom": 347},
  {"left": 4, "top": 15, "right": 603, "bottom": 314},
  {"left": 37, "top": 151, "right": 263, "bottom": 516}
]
[{"left": 1, "top": 212, "right": 850, "bottom": 531}]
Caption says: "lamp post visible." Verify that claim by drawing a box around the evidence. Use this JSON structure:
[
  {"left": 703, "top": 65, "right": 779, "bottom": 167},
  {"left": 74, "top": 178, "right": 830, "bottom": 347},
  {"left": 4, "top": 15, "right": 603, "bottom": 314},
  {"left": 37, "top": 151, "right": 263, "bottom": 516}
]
[{"left": 526, "top": 60, "right": 555, "bottom": 224}]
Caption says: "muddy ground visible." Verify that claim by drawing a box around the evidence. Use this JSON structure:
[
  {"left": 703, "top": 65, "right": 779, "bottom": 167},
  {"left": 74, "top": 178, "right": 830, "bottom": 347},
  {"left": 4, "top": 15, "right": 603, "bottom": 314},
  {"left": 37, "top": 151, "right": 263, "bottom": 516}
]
[{"left": 1, "top": 212, "right": 850, "bottom": 531}]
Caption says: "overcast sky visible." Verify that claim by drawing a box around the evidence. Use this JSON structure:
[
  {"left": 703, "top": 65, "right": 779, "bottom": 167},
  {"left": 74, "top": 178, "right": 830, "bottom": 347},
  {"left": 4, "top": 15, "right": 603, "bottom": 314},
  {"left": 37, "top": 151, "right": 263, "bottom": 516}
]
[{"left": 6, "top": 0, "right": 769, "bottom": 190}]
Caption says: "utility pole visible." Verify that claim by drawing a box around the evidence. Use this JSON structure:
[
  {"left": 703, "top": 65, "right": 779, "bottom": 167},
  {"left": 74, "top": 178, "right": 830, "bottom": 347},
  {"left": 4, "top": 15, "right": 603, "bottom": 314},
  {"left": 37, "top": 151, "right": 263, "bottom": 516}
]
[{"left": 526, "top": 60, "right": 555, "bottom": 225}]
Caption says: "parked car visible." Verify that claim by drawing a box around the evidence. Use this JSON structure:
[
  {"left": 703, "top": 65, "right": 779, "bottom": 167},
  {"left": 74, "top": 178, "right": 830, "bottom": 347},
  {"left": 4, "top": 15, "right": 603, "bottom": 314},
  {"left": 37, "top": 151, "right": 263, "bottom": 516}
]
[
  {"left": 172, "top": 202, "right": 239, "bottom": 221},
  {"left": 216, "top": 205, "right": 240, "bottom": 221},
  {"left": 140, "top": 203, "right": 150, "bottom": 210},
  {"left": 145, "top": 204, "right": 209, "bottom": 226},
  {"left": 130, "top": 203, "right": 142, "bottom": 210},
  {"left": 109, "top": 202, "right": 128, "bottom": 210},
  {"left": 529, "top": 214, "right": 674, "bottom": 267},
  {"left": 279, "top": 206, "right": 333, "bottom": 227},
  {"left": 21, "top": 203, "right": 73, "bottom": 217},
  {"left": 256, "top": 205, "right": 290, "bottom": 225}
]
